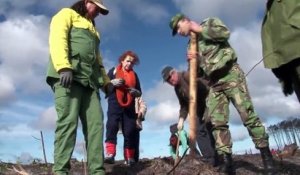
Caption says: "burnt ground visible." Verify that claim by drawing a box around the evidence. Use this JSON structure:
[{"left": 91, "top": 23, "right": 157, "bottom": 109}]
[{"left": 1, "top": 150, "right": 300, "bottom": 175}]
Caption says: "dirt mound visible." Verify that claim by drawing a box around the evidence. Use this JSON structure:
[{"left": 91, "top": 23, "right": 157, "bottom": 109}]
[{"left": 1, "top": 151, "right": 300, "bottom": 175}]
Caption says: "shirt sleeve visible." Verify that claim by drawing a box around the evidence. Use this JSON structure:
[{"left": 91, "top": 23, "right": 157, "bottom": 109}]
[
  {"left": 49, "top": 8, "right": 73, "bottom": 72},
  {"left": 135, "top": 72, "right": 142, "bottom": 93},
  {"left": 200, "top": 17, "right": 230, "bottom": 42},
  {"left": 175, "top": 88, "right": 188, "bottom": 120}
]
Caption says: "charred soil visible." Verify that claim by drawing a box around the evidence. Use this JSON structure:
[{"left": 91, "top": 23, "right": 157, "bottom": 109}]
[{"left": 1, "top": 151, "right": 300, "bottom": 175}]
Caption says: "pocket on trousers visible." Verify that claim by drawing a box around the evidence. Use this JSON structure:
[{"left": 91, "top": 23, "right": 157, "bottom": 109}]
[{"left": 53, "top": 83, "right": 71, "bottom": 116}]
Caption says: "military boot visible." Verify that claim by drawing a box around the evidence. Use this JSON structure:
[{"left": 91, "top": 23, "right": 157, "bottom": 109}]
[
  {"left": 218, "top": 153, "right": 235, "bottom": 175},
  {"left": 260, "top": 147, "right": 275, "bottom": 175}
]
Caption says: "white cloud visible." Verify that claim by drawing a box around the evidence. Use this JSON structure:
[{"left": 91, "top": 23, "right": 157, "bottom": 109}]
[
  {"left": 119, "top": 0, "right": 169, "bottom": 24},
  {"left": 172, "top": 0, "right": 264, "bottom": 27},
  {"left": 0, "top": 100, "right": 49, "bottom": 125},
  {"left": 143, "top": 81, "right": 180, "bottom": 126},
  {"left": 95, "top": 0, "right": 169, "bottom": 40},
  {"left": 0, "top": 0, "right": 38, "bottom": 14},
  {"left": 145, "top": 81, "right": 176, "bottom": 103},
  {"left": 229, "top": 22, "right": 300, "bottom": 122},
  {"left": 0, "top": 124, "right": 39, "bottom": 138},
  {"left": 16, "top": 100, "right": 46, "bottom": 113},
  {"left": 148, "top": 100, "right": 179, "bottom": 124},
  {"left": 0, "top": 0, "right": 70, "bottom": 17},
  {"left": 94, "top": 1, "right": 122, "bottom": 37},
  {"left": 230, "top": 125, "right": 249, "bottom": 142},
  {"left": 31, "top": 106, "right": 56, "bottom": 131},
  {"left": 0, "top": 74, "right": 16, "bottom": 106},
  {"left": 0, "top": 110, "right": 34, "bottom": 122},
  {"left": 15, "top": 152, "right": 34, "bottom": 164},
  {"left": 0, "top": 15, "right": 50, "bottom": 94}
]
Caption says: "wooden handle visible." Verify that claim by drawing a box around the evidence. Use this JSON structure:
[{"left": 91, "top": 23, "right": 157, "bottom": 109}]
[{"left": 188, "top": 32, "right": 198, "bottom": 155}]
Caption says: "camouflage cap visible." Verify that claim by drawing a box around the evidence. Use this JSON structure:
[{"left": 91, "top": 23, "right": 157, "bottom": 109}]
[
  {"left": 169, "top": 13, "right": 185, "bottom": 36},
  {"left": 161, "top": 66, "right": 174, "bottom": 82}
]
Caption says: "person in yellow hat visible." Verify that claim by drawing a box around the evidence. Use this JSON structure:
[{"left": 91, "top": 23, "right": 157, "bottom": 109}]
[{"left": 46, "top": 0, "right": 110, "bottom": 174}]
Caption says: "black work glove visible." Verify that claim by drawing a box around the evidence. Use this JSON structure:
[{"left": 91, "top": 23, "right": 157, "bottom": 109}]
[
  {"left": 59, "top": 68, "right": 73, "bottom": 88},
  {"left": 105, "top": 82, "right": 115, "bottom": 98},
  {"left": 128, "top": 87, "right": 141, "bottom": 97}
]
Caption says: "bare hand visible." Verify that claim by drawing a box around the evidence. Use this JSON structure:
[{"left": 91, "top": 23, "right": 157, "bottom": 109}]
[
  {"left": 136, "top": 119, "right": 143, "bottom": 131},
  {"left": 177, "top": 117, "right": 184, "bottom": 130},
  {"left": 187, "top": 50, "right": 198, "bottom": 61}
]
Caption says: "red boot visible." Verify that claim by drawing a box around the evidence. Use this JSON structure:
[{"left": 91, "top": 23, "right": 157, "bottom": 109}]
[
  {"left": 105, "top": 142, "right": 116, "bottom": 164},
  {"left": 124, "top": 148, "right": 135, "bottom": 166}
]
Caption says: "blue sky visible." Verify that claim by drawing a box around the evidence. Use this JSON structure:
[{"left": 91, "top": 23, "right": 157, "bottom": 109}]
[{"left": 0, "top": 0, "right": 299, "bottom": 164}]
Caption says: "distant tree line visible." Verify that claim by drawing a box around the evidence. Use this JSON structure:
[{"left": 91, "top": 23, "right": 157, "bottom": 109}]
[{"left": 267, "top": 117, "right": 300, "bottom": 149}]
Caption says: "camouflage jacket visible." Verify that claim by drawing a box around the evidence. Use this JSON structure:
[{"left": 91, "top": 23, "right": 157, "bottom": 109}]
[
  {"left": 261, "top": 0, "right": 300, "bottom": 69},
  {"left": 194, "top": 17, "right": 237, "bottom": 80}
]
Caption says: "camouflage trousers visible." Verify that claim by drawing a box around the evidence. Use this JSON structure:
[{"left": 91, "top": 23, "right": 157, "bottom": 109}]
[{"left": 206, "top": 64, "right": 269, "bottom": 155}]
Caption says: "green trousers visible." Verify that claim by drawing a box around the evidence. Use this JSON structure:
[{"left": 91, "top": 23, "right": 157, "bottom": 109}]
[
  {"left": 207, "top": 65, "right": 269, "bottom": 155},
  {"left": 52, "top": 82, "right": 105, "bottom": 175}
]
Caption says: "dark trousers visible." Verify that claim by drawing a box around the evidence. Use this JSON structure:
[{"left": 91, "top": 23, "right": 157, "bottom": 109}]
[
  {"left": 196, "top": 118, "right": 217, "bottom": 159},
  {"left": 105, "top": 109, "right": 137, "bottom": 148},
  {"left": 133, "top": 130, "right": 140, "bottom": 162}
]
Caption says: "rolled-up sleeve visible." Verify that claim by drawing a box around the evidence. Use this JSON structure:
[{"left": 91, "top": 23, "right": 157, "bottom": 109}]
[
  {"left": 175, "top": 90, "right": 188, "bottom": 120},
  {"left": 201, "top": 17, "right": 230, "bottom": 42}
]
